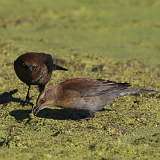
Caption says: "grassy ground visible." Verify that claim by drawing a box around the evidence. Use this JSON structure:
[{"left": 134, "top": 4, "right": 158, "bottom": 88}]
[{"left": 0, "top": 0, "right": 160, "bottom": 159}]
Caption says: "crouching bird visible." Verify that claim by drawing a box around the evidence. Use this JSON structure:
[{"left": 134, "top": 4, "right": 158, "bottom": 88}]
[
  {"left": 32, "top": 78, "right": 159, "bottom": 118},
  {"left": 14, "top": 52, "right": 68, "bottom": 104}
]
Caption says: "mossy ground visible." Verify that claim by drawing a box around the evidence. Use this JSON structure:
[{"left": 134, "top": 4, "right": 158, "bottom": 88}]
[{"left": 0, "top": 0, "right": 160, "bottom": 159}]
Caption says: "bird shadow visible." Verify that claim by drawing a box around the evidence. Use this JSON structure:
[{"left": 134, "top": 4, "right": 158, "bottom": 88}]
[
  {"left": 9, "top": 109, "right": 32, "bottom": 121},
  {"left": 0, "top": 89, "right": 33, "bottom": 106},
  {"left": 9, "top": 108, "right": 94, "bottom": 121},
  {"left": 36, "top": 108, "right": 112, "bottom": 120},
  {"left": 37, "top": 108, "right": 94, "bottom": 120}
]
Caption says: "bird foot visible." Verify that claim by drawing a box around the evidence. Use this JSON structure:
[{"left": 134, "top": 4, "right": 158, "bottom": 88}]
[{"left": 32, "top": 106, "right": 40, "bottom": 116}]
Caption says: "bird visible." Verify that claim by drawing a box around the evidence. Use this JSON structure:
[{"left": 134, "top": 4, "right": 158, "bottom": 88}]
[
  {"left": 32, "top": 77, "right": 159, "bottom": 118},
  {"left": 14, "top": 52, "right": 68, "bottom": 104}
]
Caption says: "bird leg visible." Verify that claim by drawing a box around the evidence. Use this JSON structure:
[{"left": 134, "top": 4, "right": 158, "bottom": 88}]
[
  {"left": 21, "top": 85, "right": 33, "bottom": 106},
  {"left": 26, "top": 85, "right": 31, "bottom": 100}
]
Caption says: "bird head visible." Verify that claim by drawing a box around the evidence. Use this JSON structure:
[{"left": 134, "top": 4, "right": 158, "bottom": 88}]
[{"left": 32, "top": 86, "right": 57, "bottom": 115}]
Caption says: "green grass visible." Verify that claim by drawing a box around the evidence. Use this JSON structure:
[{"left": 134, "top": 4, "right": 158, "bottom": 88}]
[{"left": 0, "top": 0, "right": 160, "bottom": 159}]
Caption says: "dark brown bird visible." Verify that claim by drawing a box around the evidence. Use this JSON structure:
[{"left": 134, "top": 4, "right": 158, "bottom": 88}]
[
  {"left": 32, "top": 78, "right": 158, "bottom": 118},
  {"left": 14, "top": 52, "right": 68, "bottom": 104}
]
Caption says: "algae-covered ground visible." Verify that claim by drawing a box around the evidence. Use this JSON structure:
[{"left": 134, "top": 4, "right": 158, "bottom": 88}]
[{"left": 0, "top": 0, "right": 160, "bottom": 159}]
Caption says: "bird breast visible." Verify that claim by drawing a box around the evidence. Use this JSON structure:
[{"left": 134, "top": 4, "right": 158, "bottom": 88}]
[
  {"left": 31, "top": 64, "right": 51, "bottom": 85},
  {"left": 55, "top": 89, "right": 106, "bottom": 111}
]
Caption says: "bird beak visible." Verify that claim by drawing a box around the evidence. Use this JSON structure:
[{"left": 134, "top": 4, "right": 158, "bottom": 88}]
[
  {"left": 53, "top": 64, "right": 68, "bottom": 71},
  {"left": 32, "top": 106, "right": 39, "bottom": 115},
  {"left": 32, "top": 105, "right": 46, "bottom": 116}
]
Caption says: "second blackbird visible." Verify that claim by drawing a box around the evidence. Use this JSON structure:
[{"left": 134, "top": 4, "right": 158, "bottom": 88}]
[
  {"left": 14, "top": 52, "right": 68, "bottom": 104},
  {"left": 33, "top": 78, "right": 158, "bottom": 118}
]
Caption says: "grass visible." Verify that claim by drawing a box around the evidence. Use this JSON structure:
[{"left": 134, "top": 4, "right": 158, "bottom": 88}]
[{"left": 0, "top": 0, "right": 159, "bottom": 159}]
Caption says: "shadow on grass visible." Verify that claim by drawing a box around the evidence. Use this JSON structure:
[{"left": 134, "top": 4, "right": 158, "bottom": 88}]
[
  {"left": 0, "top": 89, "right": 33, "bottom": 106},
  {"left": 10, "top": 108, "right": 94, "bottom": 120},
  {"left": 37, "top": 108, "right": 93, "bottom": 120},
  {"left": 10, "top": 109, "right": 32, "bottom": 121}
]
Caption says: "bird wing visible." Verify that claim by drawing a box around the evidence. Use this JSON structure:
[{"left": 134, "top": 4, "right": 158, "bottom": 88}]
[
  {"left": 24, "top": 52, "right": 67, "bottom": 72},
  {"left": 60, "top": 78, "right": 130, "bottom": 97}
]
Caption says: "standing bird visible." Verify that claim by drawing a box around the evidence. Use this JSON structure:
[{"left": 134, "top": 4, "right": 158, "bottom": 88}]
[
  {"left": 14, "top": 52, "right": 68, "bottom": 104},
  {"left": 33, "top": 78, "right": 158, "bottom": 118}
]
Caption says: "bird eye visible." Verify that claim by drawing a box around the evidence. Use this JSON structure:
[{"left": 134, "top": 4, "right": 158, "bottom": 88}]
[
  {"left": 22, "top": 62, "right": 26, "bottom": 67},
  {"left": 39, "top": 98, "right": 45, "bottom": 104},
  {"left": 21, "top": 61, "right": 28, "bottom": 68}
]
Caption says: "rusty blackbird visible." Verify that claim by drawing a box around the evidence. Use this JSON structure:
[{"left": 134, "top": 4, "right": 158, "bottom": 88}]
[
  {"left": 32, "top": 78, "right": 158, "bottom": 117},
  {"left": 14, "top": 52, "right": 68, "bottom": 104}
]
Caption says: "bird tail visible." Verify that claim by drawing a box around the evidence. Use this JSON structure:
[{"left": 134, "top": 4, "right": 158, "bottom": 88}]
[{"left": 118, "top": 88, "right": 159, "bottom": 97}]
